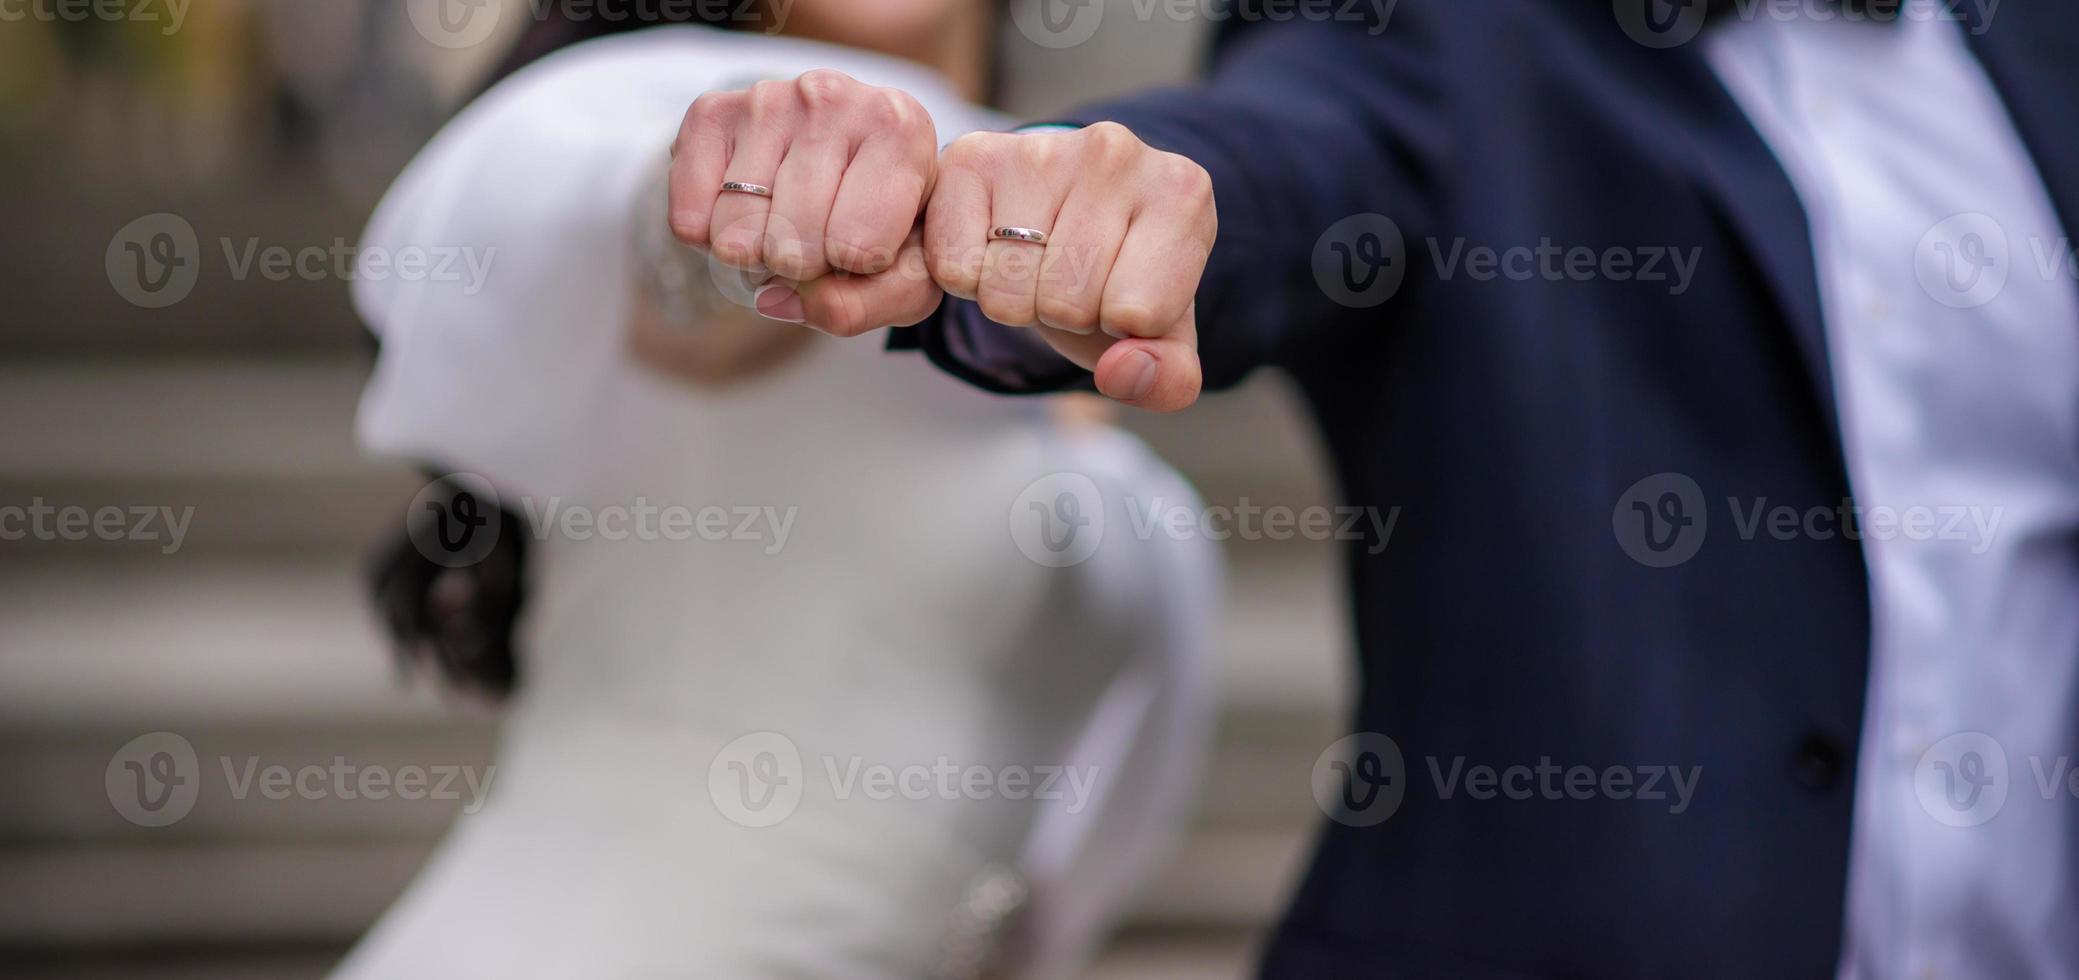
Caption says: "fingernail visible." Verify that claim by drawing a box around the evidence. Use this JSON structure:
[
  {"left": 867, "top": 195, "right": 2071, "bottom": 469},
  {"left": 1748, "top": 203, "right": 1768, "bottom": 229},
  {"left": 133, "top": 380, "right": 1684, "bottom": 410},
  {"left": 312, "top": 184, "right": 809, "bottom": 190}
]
[
  {"left": 755, "top": 285, "right": 806, "bottom": 323},
  {"left": 1119, "top": 349, "right": 1158, "bottom": 403}
]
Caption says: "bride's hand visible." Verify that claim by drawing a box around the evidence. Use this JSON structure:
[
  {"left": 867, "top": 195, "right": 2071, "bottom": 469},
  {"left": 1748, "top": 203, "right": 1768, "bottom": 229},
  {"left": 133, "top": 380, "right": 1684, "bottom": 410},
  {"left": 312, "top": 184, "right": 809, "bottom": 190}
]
[{"left": 667, "top": 70, "right": 943, "bottom": 324}]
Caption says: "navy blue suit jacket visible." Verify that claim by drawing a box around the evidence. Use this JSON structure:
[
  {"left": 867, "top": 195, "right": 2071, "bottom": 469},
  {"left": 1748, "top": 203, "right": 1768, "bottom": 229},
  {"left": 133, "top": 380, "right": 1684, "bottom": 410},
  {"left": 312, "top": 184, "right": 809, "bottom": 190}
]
[{"left": 897, "top": 2, "right": 2079, "bottom": 976}]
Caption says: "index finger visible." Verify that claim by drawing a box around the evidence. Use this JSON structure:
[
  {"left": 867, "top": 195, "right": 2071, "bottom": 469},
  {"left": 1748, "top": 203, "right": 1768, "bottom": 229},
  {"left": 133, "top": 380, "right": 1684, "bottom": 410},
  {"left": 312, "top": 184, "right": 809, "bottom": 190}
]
[{"left": 667, "top": 92, "right": 741, "bottom": 250}]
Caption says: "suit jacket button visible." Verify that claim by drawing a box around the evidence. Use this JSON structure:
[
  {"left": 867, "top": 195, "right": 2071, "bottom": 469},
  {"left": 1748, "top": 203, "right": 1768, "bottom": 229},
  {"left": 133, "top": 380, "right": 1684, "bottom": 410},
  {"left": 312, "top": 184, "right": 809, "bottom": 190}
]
[{"left": 1794, "top": 730, "right": 1848, "bottom": 791}]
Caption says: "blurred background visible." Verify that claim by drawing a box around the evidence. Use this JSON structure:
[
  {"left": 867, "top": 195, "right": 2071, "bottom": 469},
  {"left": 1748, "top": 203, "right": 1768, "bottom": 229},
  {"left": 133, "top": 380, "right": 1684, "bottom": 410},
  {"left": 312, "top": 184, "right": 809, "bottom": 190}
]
[{"left": 0, "top": 1, "right": 1351, "bottom": 976}]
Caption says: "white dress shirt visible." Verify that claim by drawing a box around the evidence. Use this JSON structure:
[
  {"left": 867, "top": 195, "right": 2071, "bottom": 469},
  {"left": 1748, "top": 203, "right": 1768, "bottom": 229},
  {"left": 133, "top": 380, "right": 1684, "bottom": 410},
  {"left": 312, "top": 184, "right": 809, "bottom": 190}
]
[{"left": 1708, "top": 9, "right": 2079, "bottom": 979}]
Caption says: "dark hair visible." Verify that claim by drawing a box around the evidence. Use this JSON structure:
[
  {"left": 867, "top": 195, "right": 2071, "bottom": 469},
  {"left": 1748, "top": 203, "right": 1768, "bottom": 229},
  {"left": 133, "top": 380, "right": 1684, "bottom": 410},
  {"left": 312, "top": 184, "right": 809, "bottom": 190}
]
[
  {"left": 371, "top": 475, "right": 530, "bottom": 697},
  {"left": 369, "top": 4, "right": 749, "bottom": 698}
]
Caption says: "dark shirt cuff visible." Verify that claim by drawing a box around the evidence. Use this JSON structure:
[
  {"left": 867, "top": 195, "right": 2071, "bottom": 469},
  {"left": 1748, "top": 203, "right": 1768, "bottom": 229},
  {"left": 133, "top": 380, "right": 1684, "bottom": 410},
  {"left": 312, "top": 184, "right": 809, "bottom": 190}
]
[{"left": 887, "top": 297, "right": 1094, "bottom": 395}]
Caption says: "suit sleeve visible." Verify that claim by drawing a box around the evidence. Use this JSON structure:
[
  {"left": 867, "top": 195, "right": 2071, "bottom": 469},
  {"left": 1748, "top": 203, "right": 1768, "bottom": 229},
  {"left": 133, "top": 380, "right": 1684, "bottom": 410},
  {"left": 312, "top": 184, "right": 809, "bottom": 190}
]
[{"left": 892, "top": 11, "right": 1446, "bottom": 394}]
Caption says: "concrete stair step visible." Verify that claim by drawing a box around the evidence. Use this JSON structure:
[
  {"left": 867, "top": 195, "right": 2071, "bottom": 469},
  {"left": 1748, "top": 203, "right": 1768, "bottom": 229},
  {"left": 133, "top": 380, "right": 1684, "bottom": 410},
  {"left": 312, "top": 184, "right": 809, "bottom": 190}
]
[
  {"left": 0, "top": 362, "right": 1336, "bottom": 547},
  {"left": 0, "top": 828, "right": 1311, "bottom": 947}
]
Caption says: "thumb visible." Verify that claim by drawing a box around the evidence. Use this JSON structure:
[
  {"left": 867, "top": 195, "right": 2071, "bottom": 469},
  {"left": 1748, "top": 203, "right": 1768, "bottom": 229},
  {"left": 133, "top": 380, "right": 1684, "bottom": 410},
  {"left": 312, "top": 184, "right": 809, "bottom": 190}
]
[
  {"left": 1094, "top": 336, "right": 1202, "bottom": 412},
  {"left": 1043, "top": 303, "right": 1201, "bottom": 412}
]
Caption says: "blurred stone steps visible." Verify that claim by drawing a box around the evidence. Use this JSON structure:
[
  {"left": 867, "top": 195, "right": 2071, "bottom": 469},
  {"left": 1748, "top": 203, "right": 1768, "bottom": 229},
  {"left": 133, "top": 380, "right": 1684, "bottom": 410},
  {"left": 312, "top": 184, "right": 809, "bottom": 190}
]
[
  {"left": 0, "top": 360, "right": 1337, "bottom": 550},
  {"left": 0, "top": 830, "right": 1312, "bottom": 948}
]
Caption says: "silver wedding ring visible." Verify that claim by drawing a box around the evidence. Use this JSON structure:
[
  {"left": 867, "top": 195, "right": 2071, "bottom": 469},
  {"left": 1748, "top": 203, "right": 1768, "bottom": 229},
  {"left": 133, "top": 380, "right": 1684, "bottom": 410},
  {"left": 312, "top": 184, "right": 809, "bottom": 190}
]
[
  {"left": 720, "top": 180, "right": 773, "bottom": 198},
  {"left": 989, "top": 226, "right": 1049, "bottom": 246}
]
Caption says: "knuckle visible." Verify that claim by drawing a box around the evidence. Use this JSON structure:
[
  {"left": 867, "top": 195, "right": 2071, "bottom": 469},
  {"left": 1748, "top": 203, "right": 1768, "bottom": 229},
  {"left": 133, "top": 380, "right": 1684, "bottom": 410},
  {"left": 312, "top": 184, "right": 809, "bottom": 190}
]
[
  {"left": 941, "top": 132, "right": 1004, "bottom": 176},
  {"left": 710, "top": 231, "right": 762, "bottom": 269},
  {"left": 1082, "top": 121, "right": 1139, "bottom": 162},
  {"left": 746, "top": 80, "right": 795, "bottom": 125},
  {"left": 827, "top": 236, "right": 893, "bottom": 275},
  {"left": 794, "top": 69, "right": 855, "bottom": 110},
  {"left": 1104, "top": 300, "right": 1160, "bottom": 338},
  {"left": 927, "top": 244, "right": 980, "bottom": 293},
  {"left": 682, "top": 91, "right": 734, "bottom": 129},
  {"left": 977, "top": 285, "right": 1036, "bottom": 327},
  {"left": 764, "top": 243, "right": 820, "bottom": 281},
  {"left": 869, "top": 89, "right": 926, "bottom": 134},
  {"left": 1036, "top": 294, "right": 1099, "bottom": 333},
  {"left": 1149, "top": 152, "right": 1213, "bottom": 202},
  {"left": 859, "top": 88, "right": 903, "bottom": 126},
  {"left": 675, "top": 93, "right": 734, "bottom": 154},
  {"left": 668, "top": 210, "right": 708, "bottom": 247}
]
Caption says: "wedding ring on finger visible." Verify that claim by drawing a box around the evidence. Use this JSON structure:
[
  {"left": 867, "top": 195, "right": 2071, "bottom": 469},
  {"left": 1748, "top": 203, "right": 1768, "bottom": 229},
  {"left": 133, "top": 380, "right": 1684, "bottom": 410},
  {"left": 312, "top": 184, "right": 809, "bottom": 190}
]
[
  {"left": 720, "top": 181, "right": 773, "bottom": 198},
  {"left": 989, "top": 226, "right": 1049, "bottom": 246}
]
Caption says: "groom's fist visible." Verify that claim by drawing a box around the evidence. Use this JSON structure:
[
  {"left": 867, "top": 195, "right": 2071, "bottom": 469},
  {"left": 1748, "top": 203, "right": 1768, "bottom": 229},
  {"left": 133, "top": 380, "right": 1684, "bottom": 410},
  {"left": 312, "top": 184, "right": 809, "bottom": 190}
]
[
  {"left": 927, "top": 123, "right": 1214, "bottom": 411},
  {"left": 669, "top": 70, "right": 937, "bottom": 281}
]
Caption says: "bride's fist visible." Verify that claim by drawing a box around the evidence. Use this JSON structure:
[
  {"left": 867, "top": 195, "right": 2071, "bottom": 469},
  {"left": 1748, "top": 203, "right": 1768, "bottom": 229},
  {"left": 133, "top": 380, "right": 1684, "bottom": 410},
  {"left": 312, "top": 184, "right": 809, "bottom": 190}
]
[
  {"left": 927, "top": 123, "right": 1214, "bottom": 411},
  {"left": 668, "top": 70, "right": 938, "bottom": 281}
]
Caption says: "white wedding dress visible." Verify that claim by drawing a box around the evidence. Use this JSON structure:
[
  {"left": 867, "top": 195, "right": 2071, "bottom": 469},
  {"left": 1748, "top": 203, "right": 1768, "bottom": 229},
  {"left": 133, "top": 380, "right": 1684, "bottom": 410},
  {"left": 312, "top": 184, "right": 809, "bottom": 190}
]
[{"left": 335, "top": 26, "right": 1218, "bottom": 980}]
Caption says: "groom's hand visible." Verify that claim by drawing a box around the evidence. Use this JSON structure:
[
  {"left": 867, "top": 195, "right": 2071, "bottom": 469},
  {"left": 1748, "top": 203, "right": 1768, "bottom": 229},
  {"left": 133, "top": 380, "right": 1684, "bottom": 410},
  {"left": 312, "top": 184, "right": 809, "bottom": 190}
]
[{"left": 926, "top": 124, "right": 1213, "bottom": 411}]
